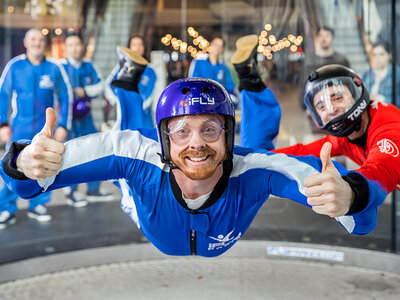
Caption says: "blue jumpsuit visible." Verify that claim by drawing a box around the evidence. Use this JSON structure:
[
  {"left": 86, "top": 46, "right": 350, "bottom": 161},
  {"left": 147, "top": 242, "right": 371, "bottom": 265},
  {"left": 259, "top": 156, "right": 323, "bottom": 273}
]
[
  {"left": 189, "top": 59, "right": 236, "bottom": 96},
  {"left": 0, "top": 54, "right": 72, "bottom": 213},
  {"left": 189, "top": 59, "right": 238, "bottom": 107},
  {"left": 60, "top": 57, "right": 104, "bottom": 194},
  {"left": 105, "top": 64, "right": 157, "bottom": 131},
  {"left": 239, "top": 88, "right": 281, "bottom": 150},
  {"left": 0, "top": 89, "right": 386, "bottom": 257}
]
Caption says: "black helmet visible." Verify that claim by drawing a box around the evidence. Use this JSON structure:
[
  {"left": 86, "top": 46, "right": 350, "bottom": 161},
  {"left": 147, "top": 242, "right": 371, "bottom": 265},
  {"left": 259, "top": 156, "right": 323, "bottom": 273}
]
[{"left": 304, "top": 64, "right": 370, "bottom": 137}]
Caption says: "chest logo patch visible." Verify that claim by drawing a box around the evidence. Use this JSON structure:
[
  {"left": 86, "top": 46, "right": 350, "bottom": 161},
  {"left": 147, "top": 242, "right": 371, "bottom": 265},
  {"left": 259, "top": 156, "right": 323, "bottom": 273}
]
[
  {"left": 39, "top": 75, "right": 54, "bottom": 89},
  {"left": 208, "top": 229, "right": 241, "bottom": 251},
  {"left": 377, "top": 138, "right": 399, "bottom": 157}
]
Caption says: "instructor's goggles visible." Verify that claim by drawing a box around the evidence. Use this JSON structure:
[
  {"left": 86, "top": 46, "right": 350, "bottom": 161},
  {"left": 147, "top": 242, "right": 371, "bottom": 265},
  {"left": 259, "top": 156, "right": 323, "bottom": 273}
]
[{"left": 165, "top": 119, "right": 225, "bottom": 145}]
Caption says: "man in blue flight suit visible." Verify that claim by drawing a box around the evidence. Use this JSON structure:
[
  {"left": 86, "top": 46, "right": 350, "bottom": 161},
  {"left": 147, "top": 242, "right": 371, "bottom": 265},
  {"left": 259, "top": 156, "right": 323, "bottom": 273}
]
[
  {"left": 60, "top": 33, "right": 113, "bottom": 207},
  {"left": 105, "top": 35, "right": 157, "bottom": 131},
  {"left": 189, "top": 35, "right": 238, "bottom": 107},
  {"left": 0, "top": 47, "right": 386, "bottom": 256},
  {"left": 0, "top": 28, "right": 72, "bottom": 228}
]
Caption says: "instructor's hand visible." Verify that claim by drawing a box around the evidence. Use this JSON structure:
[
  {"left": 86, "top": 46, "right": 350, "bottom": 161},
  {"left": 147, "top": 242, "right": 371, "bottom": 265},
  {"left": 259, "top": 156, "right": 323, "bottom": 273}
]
[
  {"left": 16, "top": 108, "right": 66, "bottom": 180},
  {"left": 304, "top": 142, "right": 354, "bottom": 217}
]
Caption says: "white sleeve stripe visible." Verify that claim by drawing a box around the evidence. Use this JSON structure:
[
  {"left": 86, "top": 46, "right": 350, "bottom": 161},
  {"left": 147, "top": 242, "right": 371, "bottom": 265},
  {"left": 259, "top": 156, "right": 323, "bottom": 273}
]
[
  {"left": 188, "top": 60, "right": 196, "bottom": 77},
  {"left": 141, "top": 66, "right": 155, "bottom": 109},
  {"left": 10, "top": 92, "right": 18, "bottom": 121},
  {"left": 142, "top": 96, "right": 153, "bottom": 110},
  {"left": 120, "top": 178, "right": 140, "bottom": 228},
  {"left": 38, "top": 176, "right": 56, "bottom": 191},
  {"left": 47, "top": 57, "right": 73, "bottom": 129},
  {"left": 91, "top": 60, "right": 104, "bottom": 80},
  {"left": 231, "top": 152, "right": 320, "bottom": 195},
  {"left": 112, "top": 98, "right": 122, "bottom": 131},
  {"left": 335, "top": 216, "right": 355, "bottom": 233},
  {"left": 84, "top": 62, "right": 104, "bottom": 97},
  {"left": 63, "top": 130, "right": 166, "bottom": 171},
  {"left": 0, "top": 54, "right": 26, "bottom": 89},
  {"left": 39, "top": 130, "right": 167, "bottom": 191},
  {"left": 104, "top": 64, "right": 120, "bottom": 105},
  {"left": 84, "top": 80, "right": 104, "bottom": 97}
]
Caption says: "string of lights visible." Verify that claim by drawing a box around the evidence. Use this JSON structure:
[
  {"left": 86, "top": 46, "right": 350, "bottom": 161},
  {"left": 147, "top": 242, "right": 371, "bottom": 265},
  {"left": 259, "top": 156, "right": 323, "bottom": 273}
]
[
  {"left": 161, "top": 24, "right": 302, "bottom": 60},
  {"left": 161, "top": 27, "right": 210, "bottom": 59},
  {"left": 5, "top": 0, "right": 75, "bottom": 20},
  {"left": 257, "top": 24, "right": 303, "bottom": 60}
]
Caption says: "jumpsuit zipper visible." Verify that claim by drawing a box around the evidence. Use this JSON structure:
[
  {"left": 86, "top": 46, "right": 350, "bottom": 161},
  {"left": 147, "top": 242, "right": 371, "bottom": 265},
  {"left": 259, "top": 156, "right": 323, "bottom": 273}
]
[
  {"left": 189, "top": 210, "right": 197, "bottom": 255},
  {"left": 190, "top": 230, "right": 197, "bottom": 255}
]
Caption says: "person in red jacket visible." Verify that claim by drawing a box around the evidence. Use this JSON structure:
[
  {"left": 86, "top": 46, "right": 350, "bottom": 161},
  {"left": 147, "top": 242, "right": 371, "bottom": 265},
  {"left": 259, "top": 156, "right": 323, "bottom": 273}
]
[{"left": 274, "top": 64, "right": 400, "bottom": 193}]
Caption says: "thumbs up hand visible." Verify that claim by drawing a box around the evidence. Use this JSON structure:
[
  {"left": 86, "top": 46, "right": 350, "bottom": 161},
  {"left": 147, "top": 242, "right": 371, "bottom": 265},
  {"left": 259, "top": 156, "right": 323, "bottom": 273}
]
[
  {"left": 303, "top": 142, "right": 355, "bottom": 217},
  {"left": 16, "top": 108, "right": 66, "bottom": 180}
]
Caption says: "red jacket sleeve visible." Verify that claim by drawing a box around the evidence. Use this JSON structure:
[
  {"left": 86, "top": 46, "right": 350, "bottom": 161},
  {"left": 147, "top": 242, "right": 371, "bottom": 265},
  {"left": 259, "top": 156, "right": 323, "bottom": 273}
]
[
  {"left": 356, "top": 136, "right": 400, "bottom": 193},
  {"left": 273, "top": 135, "right": 345, "bottom": 157},
  {"left": 355, "top": 103, "right": 400, "bottom": 193}
]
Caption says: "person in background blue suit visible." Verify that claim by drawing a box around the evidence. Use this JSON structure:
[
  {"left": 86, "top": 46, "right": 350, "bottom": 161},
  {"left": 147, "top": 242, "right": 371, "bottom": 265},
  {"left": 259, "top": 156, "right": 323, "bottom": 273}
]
[
  {"left": 188, "top": 35, "right": 238, "bottom": 107},
  {"left": 105, "top": 35, "right": 157, "bottom": 131},
  {"left": 59, "top": 33, "right": 113, "bottom": 207},
  {"left": 0, "top": 28, "right": 72, "bottom": 228}
]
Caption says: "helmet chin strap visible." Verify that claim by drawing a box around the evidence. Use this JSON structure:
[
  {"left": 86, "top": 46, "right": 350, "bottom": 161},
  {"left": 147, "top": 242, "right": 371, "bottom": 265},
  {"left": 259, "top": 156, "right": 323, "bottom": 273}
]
[
  {"left": 343, "top": 115, "right": 363, "bottom": 136},
  {"left": 169, "top": 164, "right": 180, "bottom": 170},
  {"left": 354, "top": 117, "right": 362, "bottom": 132}
]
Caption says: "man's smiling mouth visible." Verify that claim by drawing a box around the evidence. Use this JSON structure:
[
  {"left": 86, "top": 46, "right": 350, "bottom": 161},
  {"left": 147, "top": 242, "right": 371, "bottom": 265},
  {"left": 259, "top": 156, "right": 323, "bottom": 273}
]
[{"left": 186, "top": 155, "right": 209, "bottom": 162}]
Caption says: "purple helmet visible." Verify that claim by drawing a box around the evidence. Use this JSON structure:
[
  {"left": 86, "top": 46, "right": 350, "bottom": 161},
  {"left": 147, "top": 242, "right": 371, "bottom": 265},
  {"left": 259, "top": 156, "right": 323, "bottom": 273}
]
[
  {"left": 72, "top": 97, "right": 91, "bottom": 120},
  {"left": 156, "top": 78, "right": 235, "bottom": 163}
]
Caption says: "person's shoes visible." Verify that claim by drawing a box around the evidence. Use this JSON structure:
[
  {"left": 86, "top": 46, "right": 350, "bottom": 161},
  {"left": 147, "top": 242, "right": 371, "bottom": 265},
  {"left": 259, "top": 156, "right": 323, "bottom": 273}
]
[
  {"left": 27, "top": 205, "right": 52, "bottom": 222},
  {"left": 0, "top": 211, "right": 16, "bottom": 230},
  {"left": 111, "top": 46, "right": 148, "bottom": 93},
  {"left": 86, "top": 189, "right": 114, "bottom": 202},
  {"left": 66, "top": 191, "right": 88, "bottom": 208},
  {"left": 231, "top": 34, "right": 259, "bottom": 65},
  {"left": 231, "top": 34, "right": 266, "bottom": 92}
]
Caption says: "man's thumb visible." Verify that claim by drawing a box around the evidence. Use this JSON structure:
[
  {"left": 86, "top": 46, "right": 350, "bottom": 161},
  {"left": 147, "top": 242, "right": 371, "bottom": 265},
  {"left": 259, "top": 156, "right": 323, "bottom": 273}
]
[
  {"left": 320, "top": 142, "right": 335, "bottom": 172},
  {"left": 42, "top": 108, "right": 57, "bottom": 138}
]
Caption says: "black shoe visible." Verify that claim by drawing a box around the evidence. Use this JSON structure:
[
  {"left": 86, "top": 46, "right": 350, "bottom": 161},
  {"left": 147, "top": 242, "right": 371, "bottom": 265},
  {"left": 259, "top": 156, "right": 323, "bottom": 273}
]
[
  {"left": 111, "top": 46, "right": 148, "bottom": 93},
  {"left": 0, "top": 211, "right": 16, "bottom": 230},
  {"left": 86, "top": 189, "right": 114, "bottom": 202},
  {"left": 66, "top": 191, "right": 88, "bottom": 208},
  {"left": 231, "top": 35, "right": 266, "bottom": 92},
  {"left": 27, "top": 205, "right": 52, "bottom": 222}
]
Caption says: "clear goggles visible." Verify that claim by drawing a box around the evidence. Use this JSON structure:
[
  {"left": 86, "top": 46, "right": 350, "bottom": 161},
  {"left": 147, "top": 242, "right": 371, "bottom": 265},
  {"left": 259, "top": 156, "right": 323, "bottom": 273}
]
[{"left": 165, "top": 116, "right": 225, "bottom": 146}]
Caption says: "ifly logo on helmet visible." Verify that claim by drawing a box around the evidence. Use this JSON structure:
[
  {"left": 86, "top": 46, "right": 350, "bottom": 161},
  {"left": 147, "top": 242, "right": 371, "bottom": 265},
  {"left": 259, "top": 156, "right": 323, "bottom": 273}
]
[
  {"left": 348, "top": 99, "right": 367, "bottom": 121},
  {"left": 180, "top": 97, "right": 215, "bottom": 106}
]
